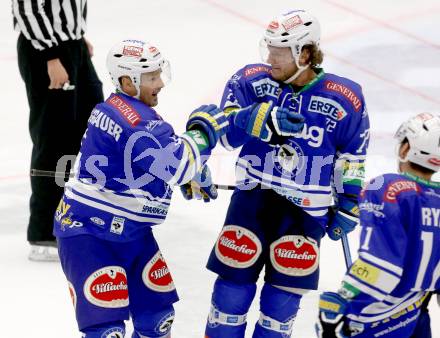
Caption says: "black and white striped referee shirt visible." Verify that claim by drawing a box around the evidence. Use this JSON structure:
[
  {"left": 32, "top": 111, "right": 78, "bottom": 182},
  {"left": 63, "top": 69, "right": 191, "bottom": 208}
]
[{"left": 12, "top": 0, "right": 87, "bottom": 52}]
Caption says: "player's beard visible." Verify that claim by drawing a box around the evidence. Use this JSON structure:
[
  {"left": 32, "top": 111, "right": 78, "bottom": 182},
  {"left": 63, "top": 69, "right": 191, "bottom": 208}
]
[{"left": 271, "top": 62, "right": 297, "bottom": 83}]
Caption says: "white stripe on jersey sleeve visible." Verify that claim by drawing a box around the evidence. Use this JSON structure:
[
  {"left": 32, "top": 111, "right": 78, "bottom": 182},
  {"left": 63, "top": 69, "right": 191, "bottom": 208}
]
[
  {"left": 220, "top": 134, "right": 235, "bottom": 151},
  {"left": 343, "top": 275, "right": 387, "bottom": 301},
  {"left": 347, "top": 291, "right": 426, "bottom": 323},
  {"left": 335, "top": 152, "right": 367, "bottom": 161},
  {"left": 348, "top": 258, "right": 401, "bottom": 294},
  {"left": 167, "top": 139, "right": 192, "bottom": 186},
  {"left": 65, "top": 188, "right": 164, "bottom": 224},
  {"left": 66, "top": 178, "right": 170, "bottom": 215},
  {"left": 170, "top": 133, "right": 202, "bottom": 186},
  {"left": 359, "top": 251, "right": 403, "bottom": 276}
]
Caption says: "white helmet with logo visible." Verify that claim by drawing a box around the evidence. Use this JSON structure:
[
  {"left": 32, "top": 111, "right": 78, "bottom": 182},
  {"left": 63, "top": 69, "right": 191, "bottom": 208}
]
[
  {"left": 260, "top": 10, "right": 321, "bottom": 83},
  {"left": 106, "top": 39, "right": 171, "bottom": 97},
  {"left": 395, "top": 113, "right": 440, "bottom": 171}
]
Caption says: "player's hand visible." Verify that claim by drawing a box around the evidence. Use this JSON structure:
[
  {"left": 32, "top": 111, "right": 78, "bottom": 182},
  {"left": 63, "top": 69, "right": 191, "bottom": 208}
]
[
  {"left": 327, "top": 197, "right": 359, "bottom": 241},
  {"left": 186, "top": 104, "right": 229, "bottom": 148},
  {"left": 47, "top": 58, "right": 69, "bottom": 89},
  {"left": 233, "top": 101, "right": 304, "bottom": 143},
  {"left": 180, "top": 165, "right": 218, "bottom": 202},
  {"left": 316, "top": 292, "right": 349, "bottom": 338}
]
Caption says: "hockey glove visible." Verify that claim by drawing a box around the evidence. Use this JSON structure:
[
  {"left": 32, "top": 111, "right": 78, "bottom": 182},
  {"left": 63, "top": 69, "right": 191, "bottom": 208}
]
[
  {"left": 316, "top": 292, "right": 350, "bottom": 338},
  {"left": 186, "top": 104, "right": 229, "bottom": 148},
  {"left": 233, "top": 101, "right": 304, "bottom": 143},
  {"left": 180, "top": 165, "right": 218, "bottom": 202},
  {"left": 327, "top": 197, "right": 359, "bottom": 241}
]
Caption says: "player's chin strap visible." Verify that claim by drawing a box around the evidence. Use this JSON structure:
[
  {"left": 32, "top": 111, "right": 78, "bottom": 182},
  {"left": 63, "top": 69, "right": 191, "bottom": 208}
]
[{"left": 283, "top": 59, "right": 310, "bottom": 84}]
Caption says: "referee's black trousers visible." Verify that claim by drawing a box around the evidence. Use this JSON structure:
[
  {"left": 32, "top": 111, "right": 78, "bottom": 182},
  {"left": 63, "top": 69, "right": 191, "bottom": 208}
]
[{"left": 17, "top": 34, "right": 103, "bottom": 243}]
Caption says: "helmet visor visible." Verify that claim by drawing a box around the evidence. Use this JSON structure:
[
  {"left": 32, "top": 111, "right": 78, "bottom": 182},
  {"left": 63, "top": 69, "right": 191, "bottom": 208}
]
[
  {"left": 259, "top": 39, "right": 295, "bottom": 66},
  {"left": 140, "top": 59, "right": 172, "bottom": 87}
]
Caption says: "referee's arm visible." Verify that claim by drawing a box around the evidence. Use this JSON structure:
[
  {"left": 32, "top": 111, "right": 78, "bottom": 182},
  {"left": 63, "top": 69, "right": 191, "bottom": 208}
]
[{"left": 12, "top": 0, "right": 61, "bottom": 60}]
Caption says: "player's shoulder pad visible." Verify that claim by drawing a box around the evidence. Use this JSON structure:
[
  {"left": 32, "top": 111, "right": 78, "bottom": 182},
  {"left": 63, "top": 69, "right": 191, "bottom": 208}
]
[
  {"left": 361, "top": 173, "right": 422, "bottom": 204},
  {"left": 359, "top": 174, "right": 403, "bottom": 221},
  {"left": 319, "top": 73, "right": 365, "bottom": 114},
  {"left": 234, "top": 63, "right": 283, "bottom": 99},
  {"left": 230, "top": 63, "right": 273, "bottom": 85}
]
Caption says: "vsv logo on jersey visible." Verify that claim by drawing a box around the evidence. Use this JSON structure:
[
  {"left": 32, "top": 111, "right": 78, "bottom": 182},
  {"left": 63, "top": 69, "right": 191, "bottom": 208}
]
[
  {"left": 101, "top": 328, "right": 125, "bottom": 338},
  {"left": 84, "top": 266, "right": 129, "bottom": 308},
  {"left": 155, "top": 311, "right": 175, "bottom": 335},
  {"left": 142, "top": 251, "right": 175, "bottom": 292},
  {"left": 251, "top": 78, "right": 280, "bottom": 98},
  {"left": 384, "top": 180, "right": 420, "bottom": 203},
  {"left": 308, "top": 96, "right": 348, "bottom": 121},
  {"left": 270, "top": 235, "right": 319, "bottom": 276},
  {"left": 274, "top": 142, "right": 305, "bottom": 175},
  {"left": 215, "top": 225, "right": 262, "bottom": 268}
]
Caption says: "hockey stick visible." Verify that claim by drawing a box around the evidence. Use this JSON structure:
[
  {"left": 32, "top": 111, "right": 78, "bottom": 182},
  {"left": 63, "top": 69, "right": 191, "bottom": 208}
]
[
  {"left": 341, "top": 233, "right": 353, "bottom": 269},
  {"left": 30, "top": 169, "right": 236, "bottom": 191}
]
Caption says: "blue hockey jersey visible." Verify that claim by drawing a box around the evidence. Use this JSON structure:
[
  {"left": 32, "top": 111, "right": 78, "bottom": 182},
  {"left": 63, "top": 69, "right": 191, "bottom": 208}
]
[
  {"left": 54, "top": 92, "right": 210, "bottom": 242},
  {"left": 341, "top": 173, "right": 440, "bottom": 323},
  {"left": 219, "top": 64, "right": 370, "bottom": 218}
]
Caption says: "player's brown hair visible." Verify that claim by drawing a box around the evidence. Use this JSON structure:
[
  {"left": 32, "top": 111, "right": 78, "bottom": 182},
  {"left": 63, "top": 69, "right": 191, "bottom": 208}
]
[{"left": 303, "top": 43, "right": 324, "bottom": 68}]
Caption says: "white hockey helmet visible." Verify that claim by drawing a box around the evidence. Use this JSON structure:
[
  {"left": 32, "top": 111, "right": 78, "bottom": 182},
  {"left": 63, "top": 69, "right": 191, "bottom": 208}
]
[
  {"left": 106, "top": 39, "right": 171, "bottom": 97},
  {"left": 260, "top": 10, "right": 321, "bottom": 83},
  {"left": 394, "top": 113, "right": 440, "bottom": 172}
]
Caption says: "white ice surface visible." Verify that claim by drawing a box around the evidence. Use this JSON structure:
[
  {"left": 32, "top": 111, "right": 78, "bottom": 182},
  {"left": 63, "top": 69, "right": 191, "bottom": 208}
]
[{"left": 0, "top": 0, "right": 440, "bottom": 337}]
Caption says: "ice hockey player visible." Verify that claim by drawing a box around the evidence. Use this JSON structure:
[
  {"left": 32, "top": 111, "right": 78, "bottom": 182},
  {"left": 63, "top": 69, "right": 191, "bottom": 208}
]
[
  {"left": 193, "top": 9, "right": 370, "bottom": 338},
  {"left": 53, "top": 38, "right": 303, "bottom": 338},
  {"left": 50, "top": 38, "right": 227, "bottom": 338},
  {"left": 317, "top": 113, "right": 440, "bottom": 338}
]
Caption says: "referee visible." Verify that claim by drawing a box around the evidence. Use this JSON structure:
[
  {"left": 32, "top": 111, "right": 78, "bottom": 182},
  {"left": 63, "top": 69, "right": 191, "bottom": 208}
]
[{"left": 12, "top": 0, "right": 103, "bottom": 261}]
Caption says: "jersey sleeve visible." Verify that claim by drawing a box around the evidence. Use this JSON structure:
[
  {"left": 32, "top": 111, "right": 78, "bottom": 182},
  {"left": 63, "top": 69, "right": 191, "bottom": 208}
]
[
  {"left": 340, "top": 179, "right": 406, "bottom": 307},
  {"left": 333, "top": 91, "right": 370, "bottom": 198},
  {"left": 130, "top": 120, "right": 211, "bottom": 186},
  {"left": 218, "top": 70, "right": 254, "bottom": 150}
]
